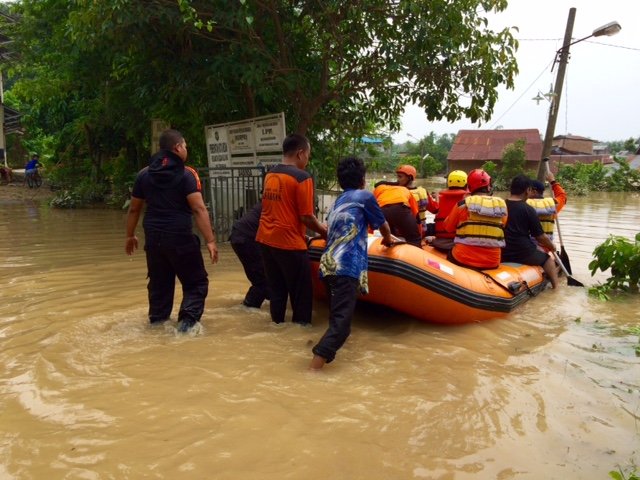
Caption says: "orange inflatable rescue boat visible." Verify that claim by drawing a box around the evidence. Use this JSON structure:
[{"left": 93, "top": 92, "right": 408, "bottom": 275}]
[{"left": 308, "top": 236, "right": 549, "bottom": 325}]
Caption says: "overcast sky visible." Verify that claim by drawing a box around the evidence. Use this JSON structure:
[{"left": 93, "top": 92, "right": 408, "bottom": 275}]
[{"left": 394, "top": 0, "right": 640, "bottom": 144}]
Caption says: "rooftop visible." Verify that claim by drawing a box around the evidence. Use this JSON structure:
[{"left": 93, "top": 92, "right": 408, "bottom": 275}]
[{"left": 448, "top": 129, "right": 543, "bottom": 162}]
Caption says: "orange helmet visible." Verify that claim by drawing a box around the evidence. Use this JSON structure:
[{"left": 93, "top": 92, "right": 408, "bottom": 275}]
[
  {"left": 396, "top": 165, "right": 417, "bottom": 179},
  {"left": 467, "top": 169, "right": 492, "bottom": 193}
]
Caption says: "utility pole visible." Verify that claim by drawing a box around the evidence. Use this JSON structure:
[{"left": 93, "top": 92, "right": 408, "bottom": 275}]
[
  {"left": 537, "top": 8, "right": 576, "bottom": 181},
  {"left": 0, "top": 72, "right": 5, "bottom": 168}
]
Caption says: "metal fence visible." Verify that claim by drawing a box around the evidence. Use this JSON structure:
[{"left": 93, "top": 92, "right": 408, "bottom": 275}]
[
  {"left": 198, "top": 167, "right": 265, "bottom": 242},
  {"left": 198, "top": 166, "right": 339, "bottom": 242}
]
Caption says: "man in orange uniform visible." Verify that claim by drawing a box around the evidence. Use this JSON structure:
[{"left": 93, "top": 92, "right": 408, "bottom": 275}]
[
  {"left": 373, "top": 174, "right": 421, "bottom": 247},
  {"left": 431, "top": 170, "right": 468, "bottom": 251},
  {"left": 256, "top": 134, "right": 327, "bottom": 325},
  {"left": 527, "top": 168, "right": 567, "bottom": 252},
  {"left": 443, "top": 169, "right": 507, "bottom": 270},
  {"left": 395, "top": 164, "right": 438, "bottom": 237}
]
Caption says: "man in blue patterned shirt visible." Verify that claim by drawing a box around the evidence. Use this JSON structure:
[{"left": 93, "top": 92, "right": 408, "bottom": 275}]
[{"left": 310, "top": 157, "right": 397, "bottom": 370}]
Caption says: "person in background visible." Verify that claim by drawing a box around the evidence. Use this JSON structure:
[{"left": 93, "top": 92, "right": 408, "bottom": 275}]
[
  {"left": 310, "top": 157, "right": 396, "bottom": 370},
  {"left": 394, "top": 165, "right": 438, "bottom": 237},
  {"left": 229, "top": 202, "right": 270, "bottom": 308},
  {"left": 256, "top": 134, "right": 327, "bottom": 326},
  {"left": 443, "top": 169, "right": 506, "bottom": 270},
  {"left": 0, "top": 164, "right": 12, "bottom": 183},
  {"left": 373, "top": 171, "right": 421, "bottom": 248},
  {"left": 501, "top": 174, "right": 559, "bottom": 289},
  {"left": 24, "top": 154, "right": 42, "bottom": 180},
  {"left": 526, "top": 168, "right": 567, "bottom": 252},
  {"left": 431, "top": 170, "right": 468, "bottom": 251},
  {"left": 125, "top": 129, "right": 218, "bottom": 333}
]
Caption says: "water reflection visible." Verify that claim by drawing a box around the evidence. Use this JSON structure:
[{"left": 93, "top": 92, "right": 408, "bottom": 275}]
[{"left": 0, "top": 193, "right": 638, "bottom": 479}]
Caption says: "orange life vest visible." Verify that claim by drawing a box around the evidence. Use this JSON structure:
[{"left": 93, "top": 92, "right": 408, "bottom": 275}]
[{"left": 435, "top": 189, "right": 467, "bottom": 238}]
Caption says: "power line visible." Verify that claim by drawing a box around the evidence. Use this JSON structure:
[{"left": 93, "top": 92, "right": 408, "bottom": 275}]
[
  {"left": 518, "top": 37, "right": 640, "bottom": 52},
  {"left": 489, "top": 59, "right": 554, "bottom": 129},
  {"left": 584, "top": 40, "right": 640, "bottom": 51}
]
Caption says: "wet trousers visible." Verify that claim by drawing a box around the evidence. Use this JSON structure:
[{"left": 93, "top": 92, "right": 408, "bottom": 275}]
[
  {"left": 312, "top": 275, "right": 359, "bottom": 363},
  {"left": 231, "top": 239, "right": 270, "bottom": 308},
  {"left": 144, "top": 233, "right": 208, "bottom": 324},
  {"left": 259, "top": 244, "right": 312, "bottom": 324},
  {"left": 381, "top": 203, "right": 422, "bottom": 247}
]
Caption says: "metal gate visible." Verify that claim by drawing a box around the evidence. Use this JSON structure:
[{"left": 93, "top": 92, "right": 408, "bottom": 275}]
[{"left": 198, "top": 167, "right": 265, "bottom": 242}]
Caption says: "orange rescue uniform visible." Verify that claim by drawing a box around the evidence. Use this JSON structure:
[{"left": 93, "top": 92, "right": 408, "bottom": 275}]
[
  {"left": 373, "top": 183, "right": 419, "bottom": 216},
  {"left": 256, "top": 165, "right": 315, "bottom": 250},
  {"left": 434, "top": 188, "right": 468, "bottom": 239}
]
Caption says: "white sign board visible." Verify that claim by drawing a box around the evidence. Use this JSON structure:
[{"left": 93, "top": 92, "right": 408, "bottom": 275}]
[
  {"left": 205, "top": 125, "right": 231, "bottom": 168},
  {"left": 254, "top": 116, "right": 285, "bottom": 152},
  {"left": 228, "top": 122, "right": 255, "bottom": 154},
  {"left": 204, "top": 113, "right": 285, "bottom": 172},
  {"left": 256, "top": 154, "right": 283, "bottom": 169},
  {"left": 231, "top": 155, "right": 258, "bottom": 167}
]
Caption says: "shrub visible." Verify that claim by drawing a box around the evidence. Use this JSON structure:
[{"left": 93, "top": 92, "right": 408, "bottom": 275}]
[
  {"left": 589, "top": 232, "right": 640, "bottom": 299},
  {"left": 50, "top": 177, "right": 107, "bottom": 208}
]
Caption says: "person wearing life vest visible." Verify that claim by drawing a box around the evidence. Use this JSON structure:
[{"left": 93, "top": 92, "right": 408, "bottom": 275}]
[
  {"left": 526, "top": 169, "right": 567, "bottom": 252},
  {"left": 395, "top": 164, "right": 438, "bottom": 237},
  {"left": 443, "top": 169, "right": 507, "bottom": 270},
  {"left": 431, "top": 170, "right": 468, "bottom": 251},
  {"left": 373, "top": 172, "right": 421, "bottom": 248}
]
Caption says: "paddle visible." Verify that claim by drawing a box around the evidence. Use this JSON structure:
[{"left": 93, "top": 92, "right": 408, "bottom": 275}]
[
  {"left": 553, "top": 251, "right": 584, "bottom": 287},
  {"left": 543, "top": 158, "right": 584, "bottom": 287}
]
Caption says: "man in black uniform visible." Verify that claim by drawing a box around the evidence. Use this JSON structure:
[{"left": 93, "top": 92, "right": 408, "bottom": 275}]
[
  {"left": 230, "top": 202, "right": 270, "bottom": 308},
  {"left": 502, "top": 174, "right": 558, "bottom": 289},
  {"left": 125, "top": 129, "right": 218, "bottom": 333}
]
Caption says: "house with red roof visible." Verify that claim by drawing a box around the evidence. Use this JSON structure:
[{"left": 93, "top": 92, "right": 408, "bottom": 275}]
[
  {"left": 446, "top": 129, "right": 543, "bottom": 173},
  {"left": 447, "top": 129, "right": 612, "bottom": 174}
]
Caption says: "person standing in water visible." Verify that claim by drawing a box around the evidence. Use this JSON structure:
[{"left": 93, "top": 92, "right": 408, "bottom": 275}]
[
  {"left": 125, "top": 129, "right": 218, "bottom": 333},
  {"left": 255, "top": 134, "right": 327, "bottom": 326},
  {"left": 310, "top": 157, "right": 396, "bottom": 370}
]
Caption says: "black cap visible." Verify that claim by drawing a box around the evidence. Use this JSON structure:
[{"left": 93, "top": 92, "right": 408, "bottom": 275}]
[{"left": 531, "top": 180, "right": 545, "bottom": 193}]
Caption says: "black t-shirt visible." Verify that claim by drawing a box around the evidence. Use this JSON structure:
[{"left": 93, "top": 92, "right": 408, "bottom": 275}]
[
  {"left": 230, "top": 202, "right": 261, "bottom": 244},
  {"left": 132, "top": 151, "right": 200, "bottom": 235},
  {"left": 501, "top": 199, "right": 544, "bottom": 262}
]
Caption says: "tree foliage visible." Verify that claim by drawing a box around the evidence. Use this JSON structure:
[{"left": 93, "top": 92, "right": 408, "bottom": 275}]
[
  {"left": 404, "top": 131, "right": 454, "bottom": 176},
  {"left": 555, "top": 157, "right": 640, "bottom": 195},
  {"left": 3, "top": 0, "right": 518, "bottom": 203},
  {"left": 482, "top": 139, "right": 529, "bottom": 190},
  {"left": 589, "top": 232, "right": 640, "bottom": 300}
]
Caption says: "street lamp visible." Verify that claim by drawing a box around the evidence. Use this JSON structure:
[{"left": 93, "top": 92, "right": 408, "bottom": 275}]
[{"left": 536, "top": 9, "right": 621, "bottom": 180}]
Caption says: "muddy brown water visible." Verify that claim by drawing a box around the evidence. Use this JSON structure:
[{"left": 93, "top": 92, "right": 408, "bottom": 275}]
[{"left": 0, "top": 191, "right": 638, "bottom": 479}]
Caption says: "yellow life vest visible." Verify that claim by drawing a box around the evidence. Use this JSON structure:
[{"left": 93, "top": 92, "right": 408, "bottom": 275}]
[
  {"left": 526, "top": 197, "right": 556, "bottom": 237},
  {"left": 410, "top": 186, "right": 428, "bottom": 222},
  {"left": 455, "top": 195, "right": 507, "bottom": 247}
]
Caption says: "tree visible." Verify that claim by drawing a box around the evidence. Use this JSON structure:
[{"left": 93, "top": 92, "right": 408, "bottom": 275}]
[
  {"left": 499, "top": 139, "right": 526, "bottom": 183},
  {"left": 171, "top": 0, "right": 519, "bottom": 134},
  {"left": 5, "top": 0, "right": 518, "bottom": 197},
  {"left": 403, "top": 131, "right": 453, "bottom": 176},
  {"left": 623, "top": 137, "right": 639, "bottom": 153}
]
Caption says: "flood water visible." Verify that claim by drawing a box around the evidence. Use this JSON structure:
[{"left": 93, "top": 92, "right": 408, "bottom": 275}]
[{"left": 1, "top": 190, "right": 638, "bottom": 479}]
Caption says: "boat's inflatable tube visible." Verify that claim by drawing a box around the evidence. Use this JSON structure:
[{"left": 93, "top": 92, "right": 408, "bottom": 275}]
[{"left": 308, "top": 236, "right": 548, "bottom": 325}]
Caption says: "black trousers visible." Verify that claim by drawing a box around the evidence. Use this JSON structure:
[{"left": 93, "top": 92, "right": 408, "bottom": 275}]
[
  {"left": 259, "top": 244, "right": 312, "bottom": 324},
  {"left": 144, "top": 232, "right": 208, "bottom": 324},
  {"left": 231, "top": 239, "right": 270, "bottom": 308},
  {"left": 312, "top": 276, "right": 359, "bottom": 363},
  {"left": 381, "top": 203, "right": 422, "bottom": 247}
]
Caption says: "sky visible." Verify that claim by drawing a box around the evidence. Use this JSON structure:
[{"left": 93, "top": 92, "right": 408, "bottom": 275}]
[{"left": 393, "top": 0, "right": 640, "bottom": 144}]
